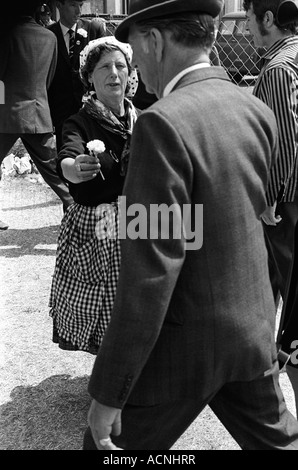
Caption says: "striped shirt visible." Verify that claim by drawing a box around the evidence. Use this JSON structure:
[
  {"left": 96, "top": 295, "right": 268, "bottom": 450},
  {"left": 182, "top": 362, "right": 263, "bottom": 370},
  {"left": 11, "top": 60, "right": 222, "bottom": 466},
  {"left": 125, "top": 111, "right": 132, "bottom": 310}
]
[{"left": 253, "top": 35, "right": 298, "bottom": 205}]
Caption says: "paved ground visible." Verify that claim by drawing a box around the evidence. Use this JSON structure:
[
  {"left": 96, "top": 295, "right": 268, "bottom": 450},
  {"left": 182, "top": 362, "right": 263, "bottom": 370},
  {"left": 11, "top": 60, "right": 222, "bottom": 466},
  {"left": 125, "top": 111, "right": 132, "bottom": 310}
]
[{"left": 0, "top": 172, "right": 296, "bottom": 450}]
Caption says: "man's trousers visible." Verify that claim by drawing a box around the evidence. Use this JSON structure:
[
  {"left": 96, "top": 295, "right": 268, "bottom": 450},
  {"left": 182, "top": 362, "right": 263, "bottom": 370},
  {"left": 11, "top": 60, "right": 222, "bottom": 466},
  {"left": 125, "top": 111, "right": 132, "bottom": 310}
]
[
  {"left": 83, "top": 361, "right": 298, "bottom": 450},
  {"left": 0, "top": 133, "right": 73, "bottom": 210}
]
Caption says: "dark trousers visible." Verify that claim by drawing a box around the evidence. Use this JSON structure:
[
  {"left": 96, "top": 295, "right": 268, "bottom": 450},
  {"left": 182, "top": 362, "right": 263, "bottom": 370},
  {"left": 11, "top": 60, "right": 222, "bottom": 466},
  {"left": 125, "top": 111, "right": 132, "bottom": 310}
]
[
  {"left": 83, "top": 361, "right": 298, "bottom": 450},
  {"left": 53, "top": 124, "right": 63, "bottom": 154},
  {"left": 263, "top": 191, "right": 298, "bottom": 302},
  {"left": 0, "top": 133, "right": 73, "bottom": 210}
]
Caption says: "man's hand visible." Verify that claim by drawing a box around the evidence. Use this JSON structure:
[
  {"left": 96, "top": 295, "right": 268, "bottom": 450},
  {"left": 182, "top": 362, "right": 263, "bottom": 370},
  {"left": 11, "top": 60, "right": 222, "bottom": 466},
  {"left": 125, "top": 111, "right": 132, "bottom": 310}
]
[
  {"left": 87, "top": 399, "right": 122, "bottom": 449},
  {"left": 261, "top": 202, "right": 282, "bottom": 226}
]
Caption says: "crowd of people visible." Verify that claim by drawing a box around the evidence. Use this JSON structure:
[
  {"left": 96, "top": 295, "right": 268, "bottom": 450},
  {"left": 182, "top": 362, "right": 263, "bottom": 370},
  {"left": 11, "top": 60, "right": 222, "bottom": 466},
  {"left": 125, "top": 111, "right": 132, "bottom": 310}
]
[{"left": 1, "top": 0, "right": 298, "bottom": 451}]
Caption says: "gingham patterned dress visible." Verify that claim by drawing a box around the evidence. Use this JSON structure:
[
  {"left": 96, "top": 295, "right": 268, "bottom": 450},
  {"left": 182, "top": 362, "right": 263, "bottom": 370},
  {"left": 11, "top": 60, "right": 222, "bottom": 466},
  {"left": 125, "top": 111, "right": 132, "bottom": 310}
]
[
  {"left": 49, "top": 95, "right": 138, "bottom": 354},
  {"left": 49, "top": 200, "right": 120, "bottom": 354}
]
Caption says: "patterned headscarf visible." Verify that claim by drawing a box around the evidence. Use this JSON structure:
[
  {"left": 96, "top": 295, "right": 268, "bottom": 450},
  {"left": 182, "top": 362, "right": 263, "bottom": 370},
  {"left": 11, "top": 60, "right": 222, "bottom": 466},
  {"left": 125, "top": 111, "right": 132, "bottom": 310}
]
[{"left": 79, "top": 36, "right": 138, "bottom": 97}]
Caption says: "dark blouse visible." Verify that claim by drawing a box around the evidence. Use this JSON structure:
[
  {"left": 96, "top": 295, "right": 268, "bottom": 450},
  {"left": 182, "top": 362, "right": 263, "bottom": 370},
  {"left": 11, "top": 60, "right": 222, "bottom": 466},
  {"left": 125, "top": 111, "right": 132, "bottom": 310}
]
[{"left": 57, "top": 107, "right": 130, "bottom": 206}]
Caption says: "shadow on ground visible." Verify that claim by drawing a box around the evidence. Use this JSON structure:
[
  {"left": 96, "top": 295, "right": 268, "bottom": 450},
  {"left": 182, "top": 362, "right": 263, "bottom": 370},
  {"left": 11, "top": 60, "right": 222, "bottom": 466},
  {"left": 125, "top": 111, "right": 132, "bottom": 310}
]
[
  {"left": 0, "top": 374, "right": 91, "bottom": 450},
  {"left": 2, "top": 199, "right": 61, "bottom": 212},
  {"left": 0, "top": 226, "right": 60, "bottom": 257}
]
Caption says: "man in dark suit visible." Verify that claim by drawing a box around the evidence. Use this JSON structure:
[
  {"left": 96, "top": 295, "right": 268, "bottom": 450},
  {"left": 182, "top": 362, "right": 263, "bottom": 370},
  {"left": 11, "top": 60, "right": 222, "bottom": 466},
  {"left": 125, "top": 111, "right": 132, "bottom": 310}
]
[
  {"left": 0, "top": 0, "right": 73, "bottom": 230},
  {"left": 83, "top": 0, "right": 298, "bottom": 450},
  {"left": 47, "top": 0, "right": 106, "bottom": 151}
]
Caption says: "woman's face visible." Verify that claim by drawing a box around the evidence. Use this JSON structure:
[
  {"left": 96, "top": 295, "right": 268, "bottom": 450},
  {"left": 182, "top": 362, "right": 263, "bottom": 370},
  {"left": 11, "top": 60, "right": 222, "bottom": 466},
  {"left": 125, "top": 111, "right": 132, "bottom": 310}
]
[{"left": 88, "top": 50, "right": 129, "bottom": 112}]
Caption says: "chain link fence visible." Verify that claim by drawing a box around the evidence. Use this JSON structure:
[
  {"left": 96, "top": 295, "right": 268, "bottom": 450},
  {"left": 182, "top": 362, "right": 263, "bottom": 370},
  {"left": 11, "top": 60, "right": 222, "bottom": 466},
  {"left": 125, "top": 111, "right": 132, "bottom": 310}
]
[
  {"left": 214, "top": 14, "right": 264, "bottom": 87},
  {"left": 83, "top": 12, "right": 263, "bottom": 88}
]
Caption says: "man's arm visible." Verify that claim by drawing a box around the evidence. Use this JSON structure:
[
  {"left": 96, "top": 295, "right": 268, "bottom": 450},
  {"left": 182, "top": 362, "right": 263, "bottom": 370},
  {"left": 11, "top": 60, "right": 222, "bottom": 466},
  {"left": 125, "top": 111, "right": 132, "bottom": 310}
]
[
  {"left": 47, "top": 34, "right": 58, "bottom": 89},
  {"left": 261, "top": 66, "right": 298, "bottom": 206},
  {"left": 88, "top": 109, "right": 192, "bottom": 406},
  {"left": 86, "top": 109, "right": 192, "bottom": 443}
]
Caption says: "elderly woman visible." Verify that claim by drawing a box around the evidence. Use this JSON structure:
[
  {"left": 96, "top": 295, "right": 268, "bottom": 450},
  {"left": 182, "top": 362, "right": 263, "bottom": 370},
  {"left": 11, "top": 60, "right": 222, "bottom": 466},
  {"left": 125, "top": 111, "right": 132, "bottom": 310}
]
[{"left": 49, "top": 36, "right": 139, "bottom": 354}]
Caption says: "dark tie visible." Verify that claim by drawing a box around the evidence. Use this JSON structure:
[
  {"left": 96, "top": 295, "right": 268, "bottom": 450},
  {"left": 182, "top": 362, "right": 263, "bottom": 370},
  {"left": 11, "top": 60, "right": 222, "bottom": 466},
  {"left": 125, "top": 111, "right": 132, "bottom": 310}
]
[{"left": 68, "top": 29, "right": 74, "bottom": 59}]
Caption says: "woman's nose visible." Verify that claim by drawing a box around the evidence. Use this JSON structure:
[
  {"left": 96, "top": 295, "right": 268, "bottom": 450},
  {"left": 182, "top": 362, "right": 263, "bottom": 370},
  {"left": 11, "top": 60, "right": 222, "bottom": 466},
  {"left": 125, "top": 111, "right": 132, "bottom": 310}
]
[{"left": 109, "top": 64, "right": 118, "bottom": 76}]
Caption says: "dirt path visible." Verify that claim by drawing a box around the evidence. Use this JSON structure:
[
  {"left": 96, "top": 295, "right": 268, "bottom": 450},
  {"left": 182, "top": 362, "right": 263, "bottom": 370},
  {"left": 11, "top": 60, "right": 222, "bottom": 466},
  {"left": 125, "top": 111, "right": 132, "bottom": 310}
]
[{"left": 0, "top": 174, "right": 296, "bottom": 450}]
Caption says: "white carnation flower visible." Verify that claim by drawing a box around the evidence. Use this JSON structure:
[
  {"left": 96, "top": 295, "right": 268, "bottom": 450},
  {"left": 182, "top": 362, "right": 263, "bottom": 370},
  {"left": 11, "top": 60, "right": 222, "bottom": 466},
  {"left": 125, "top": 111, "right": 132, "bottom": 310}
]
[
  {"left": 87, "top": 140, "right": 106, "bottom": 154},
  {"left": 77, "top": 28, "right": 88, "bottom": 38},
  {"left": 87, "top": 140, "right": 106, "bottom": 180}
]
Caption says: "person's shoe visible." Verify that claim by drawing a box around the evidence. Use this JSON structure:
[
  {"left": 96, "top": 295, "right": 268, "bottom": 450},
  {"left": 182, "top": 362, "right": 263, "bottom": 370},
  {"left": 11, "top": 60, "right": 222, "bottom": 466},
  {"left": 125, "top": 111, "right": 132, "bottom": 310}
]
[{"left": 0, "top": 219, "right": 9, "bottom": 230}]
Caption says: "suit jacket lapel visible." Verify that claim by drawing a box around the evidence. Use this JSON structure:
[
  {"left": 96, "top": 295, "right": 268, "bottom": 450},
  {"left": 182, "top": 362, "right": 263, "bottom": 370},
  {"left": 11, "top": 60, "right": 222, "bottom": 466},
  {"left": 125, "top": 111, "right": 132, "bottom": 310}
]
[
  {"left": 54, "top": 22, "right": 71, "bottom": 65},
  {"left": 72, "top": 20, "right": 88, "bottom": 70}
]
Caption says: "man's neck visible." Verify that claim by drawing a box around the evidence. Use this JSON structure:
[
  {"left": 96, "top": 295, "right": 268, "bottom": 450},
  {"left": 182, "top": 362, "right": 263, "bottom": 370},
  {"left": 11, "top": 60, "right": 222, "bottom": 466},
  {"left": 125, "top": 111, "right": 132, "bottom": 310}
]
[
  {"left": 265, "top": 30, "right": 293, "bottom": 49},
  {"left": 59, "top": 18, "right": 77, "bottom": 30},
  {"left": 159, "top": 50, "right": 210, "bottom": 97}
]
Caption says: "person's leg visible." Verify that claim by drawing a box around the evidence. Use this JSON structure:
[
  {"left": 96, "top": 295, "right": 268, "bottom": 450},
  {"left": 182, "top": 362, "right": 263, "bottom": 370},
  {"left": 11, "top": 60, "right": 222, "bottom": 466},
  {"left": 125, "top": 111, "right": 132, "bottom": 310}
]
[
  {"left": 286, "top": 365, "right": 298, "bottom": 419},
  {"left": 263, "top": 195, "right": 298, "bottom": 301},
  {"left": 54, "top": 124, "right": 63, "bottom": 154},
  {"left": 83, "top": 398, "right": 211, "bottom": 450},
  {"left": 0, "top": 133, "right": 18, "bottom": 230},
  {"left": 21, "top": 133, "right": 73, "bottom": 210},
  {"left": 209, "top": 361, "right": 298, "bottom": 450},
  {"left": 0, "top": 134, "right": 17, "bottom": 161},
  {"left": 264, "top": 229, "right": 283, "bottom": 303}
]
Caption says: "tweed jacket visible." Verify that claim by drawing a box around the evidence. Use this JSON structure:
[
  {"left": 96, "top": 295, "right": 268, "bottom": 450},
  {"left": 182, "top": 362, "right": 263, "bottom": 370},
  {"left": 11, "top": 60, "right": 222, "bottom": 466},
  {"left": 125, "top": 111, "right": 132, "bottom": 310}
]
[
  {"left": 88, "top": 67, "right": 279, "bottom": 407},
  {"left": 47, "top": 18, "right": 106, "bottom": 129},
  {"left": 0, "top": 17, "right": 57, "bottom": 133}
]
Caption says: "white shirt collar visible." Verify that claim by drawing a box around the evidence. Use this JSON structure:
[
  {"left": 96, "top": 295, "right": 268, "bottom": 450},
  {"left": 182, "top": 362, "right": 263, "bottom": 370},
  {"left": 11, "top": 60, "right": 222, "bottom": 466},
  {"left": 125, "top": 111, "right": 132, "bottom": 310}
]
[
  {"left": 163, "top": 63, "right": 210, "bottom": 98},
  {"left": 59, "top": 21, "right": 76, "bottom": 37}
]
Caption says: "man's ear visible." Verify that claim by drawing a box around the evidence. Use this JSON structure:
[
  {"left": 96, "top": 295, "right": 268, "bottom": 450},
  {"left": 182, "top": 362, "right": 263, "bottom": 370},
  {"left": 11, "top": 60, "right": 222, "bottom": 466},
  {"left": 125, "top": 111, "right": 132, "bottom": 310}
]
[
  {"left": 149, "top": 28, "right": 164, "bottom": 63},
  {"left": 264, "top": 10, "right": 275, "bottom": 27}
]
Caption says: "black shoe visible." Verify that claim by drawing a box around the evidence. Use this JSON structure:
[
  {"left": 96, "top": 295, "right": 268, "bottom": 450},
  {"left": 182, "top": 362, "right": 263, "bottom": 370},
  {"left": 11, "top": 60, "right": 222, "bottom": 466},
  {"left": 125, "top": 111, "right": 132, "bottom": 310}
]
[{"left": 0, "top": 219, "right": 9, "bottom": 230}]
